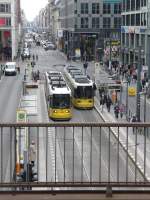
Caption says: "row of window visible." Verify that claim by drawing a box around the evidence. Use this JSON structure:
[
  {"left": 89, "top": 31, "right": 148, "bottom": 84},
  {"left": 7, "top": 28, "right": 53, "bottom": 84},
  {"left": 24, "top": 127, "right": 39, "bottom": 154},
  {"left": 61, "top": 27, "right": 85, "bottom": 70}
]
[
  {"left": 79, "top": 17, "right": 121, "bottom": 29},
  {"left": 122, "top": 33, "right": 145, "bottom": 49},
  {"left": 122, "top": 0, "right": 146, "bottom": 12},
  {"left": 122, "top": 13, "right": 147, "bottom": 26},
  {"left": 0, "top": 18, "right": 11, "bottom": 26},
  {"left": 80, "top": 3, "right": 121, "bottom": 15},
  {"left": 0, "top": 3, "right": 11, "bottom": 13}
]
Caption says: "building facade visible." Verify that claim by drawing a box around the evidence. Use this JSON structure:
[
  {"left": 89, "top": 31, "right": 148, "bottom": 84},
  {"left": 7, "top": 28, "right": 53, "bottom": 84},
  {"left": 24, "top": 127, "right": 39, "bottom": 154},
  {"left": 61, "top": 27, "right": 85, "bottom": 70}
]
[
  {"left": 59, "top": 0, "right": 122, "bottom": 61},
  {"left": 121, "top": 0, "right": 149, "bottom": 67},
  {"left": 50, "top": 0, "right": 61, "bottom": 44},
  {"left": 0, "top": 0, "right": 21, "bottom": 61}
]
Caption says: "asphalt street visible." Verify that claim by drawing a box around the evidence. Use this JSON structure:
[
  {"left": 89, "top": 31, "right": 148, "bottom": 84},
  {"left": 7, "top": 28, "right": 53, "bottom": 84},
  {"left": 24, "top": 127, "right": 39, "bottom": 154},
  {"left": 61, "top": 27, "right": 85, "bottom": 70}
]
[
  {"left": 29, "top": 45, "right": 143, "bottom": 182},
  {"left": 0, "top": 43, "right": 145, "bottom": 184}
]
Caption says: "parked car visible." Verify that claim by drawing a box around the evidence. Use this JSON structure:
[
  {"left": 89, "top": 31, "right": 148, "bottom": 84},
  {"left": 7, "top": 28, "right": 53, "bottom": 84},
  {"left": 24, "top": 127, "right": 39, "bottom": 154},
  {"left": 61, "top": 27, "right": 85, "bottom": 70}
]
[{"left": 4, "top": 62, "right": 17, "bottom": 76}]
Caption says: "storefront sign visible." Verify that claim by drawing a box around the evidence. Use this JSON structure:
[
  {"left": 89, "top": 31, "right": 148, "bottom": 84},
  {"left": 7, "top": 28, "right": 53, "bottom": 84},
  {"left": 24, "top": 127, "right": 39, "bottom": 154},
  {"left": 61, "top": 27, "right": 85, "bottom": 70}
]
[
  {"left": 0, "top": 18, "right": 5, "bottom": 26},
  {"left": 121, "top": 26, "right": 146, "bottom": 34}
]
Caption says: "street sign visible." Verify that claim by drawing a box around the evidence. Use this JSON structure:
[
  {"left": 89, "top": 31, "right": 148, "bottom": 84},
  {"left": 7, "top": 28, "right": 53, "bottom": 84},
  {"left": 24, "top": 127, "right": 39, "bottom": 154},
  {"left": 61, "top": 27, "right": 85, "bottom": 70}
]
[{"left": 16, "top": 109, "right": 27, "bottom": 122}]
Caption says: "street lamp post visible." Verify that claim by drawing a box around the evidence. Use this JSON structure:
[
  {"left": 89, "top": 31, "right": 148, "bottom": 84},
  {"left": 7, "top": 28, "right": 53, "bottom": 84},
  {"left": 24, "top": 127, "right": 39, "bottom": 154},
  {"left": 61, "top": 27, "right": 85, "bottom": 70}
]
[
  {"left": 139, "top": 90, "right": 147, "bottom": 122},
  {"left": 123, "top": 81, "right": 129, "bottom": 120},
  {"left": 136, "top": 47, "right": 142, "bottom": 122},
  {"left": 126, "top": 82, "right": 128, "bottom": 119},
  {"left": 144, "top": 92, "right": 146, "bottom": 122},
  {"left": 109, "top": 37, "right": 112, "bottom": 73}
]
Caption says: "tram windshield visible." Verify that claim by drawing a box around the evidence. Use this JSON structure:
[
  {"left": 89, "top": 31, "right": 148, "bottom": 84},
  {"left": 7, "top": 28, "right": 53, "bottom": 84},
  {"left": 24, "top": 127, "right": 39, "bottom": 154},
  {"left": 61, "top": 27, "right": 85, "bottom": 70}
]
[
  {"left": 52, "top": 94, "right": 71, "bottom": 108},
  {"left": 75, "top": 86, "right": 93, "bottom": 98}
]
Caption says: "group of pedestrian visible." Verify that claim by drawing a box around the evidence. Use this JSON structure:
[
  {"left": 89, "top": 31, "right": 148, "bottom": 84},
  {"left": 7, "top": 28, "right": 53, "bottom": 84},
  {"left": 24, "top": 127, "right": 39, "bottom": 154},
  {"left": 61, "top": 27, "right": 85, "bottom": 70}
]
[
  {"left": 99, "top": 90, "right": 112, "bottom": 113},
  {"left": 32, "top": 54, "right": 38, "bottom": 61},
  {"left": 107, "top": 62, "right": 149, "bottom": 91},
  {"left": 99, "top": 87, "right": 125, "bottom": 119},
  {"left": 32, "top": 70, "right": 40, "bottom": 82},
  {"left": 21, "top": 53, "right": 39, "bottom": 62},
  {"left": 113, "top": 103, "right": 125, "bottom": 119}
]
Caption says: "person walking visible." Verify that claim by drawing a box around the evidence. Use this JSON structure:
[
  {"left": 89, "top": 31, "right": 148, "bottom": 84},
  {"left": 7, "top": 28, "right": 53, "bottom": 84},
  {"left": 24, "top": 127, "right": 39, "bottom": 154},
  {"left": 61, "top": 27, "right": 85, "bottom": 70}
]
[
  {"left": 114, "top": 103, "right": 120, "bottom": 119},
  {"left": 21, "top": 54, "right": 24, "bottom": 62},
  {"left": 119, "top": 103, "right": 125, "bottom": 118},
  {"left": 100, "top": 95, "right": 105, "bottom": 112},
  {"left": 130, "top": 115, "right": 137, "bottom": 134},
  {"left": 32, "top": 54, "right": 35, "bottom": 61},
  {"left": 17, "top": 66, "right": 20, "bottom": 74},
  {"left": 106, "top": 97, "right": 112, "bottom": 112},
  {"left": 83, "top": 61, "right": 88, "bottom": 75},
  {"left": 36, "top": 54, "right": 38, "bottom": 61},
  {"left": 29, "top": 140, "right": 36, "bottom": 166}
]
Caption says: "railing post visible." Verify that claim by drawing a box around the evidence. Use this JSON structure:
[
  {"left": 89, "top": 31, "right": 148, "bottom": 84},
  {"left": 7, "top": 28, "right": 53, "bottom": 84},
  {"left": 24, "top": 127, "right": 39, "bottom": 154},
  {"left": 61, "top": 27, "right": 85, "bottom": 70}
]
[{"left": 106, "top": 185, "right": 112, "bottom": 197}]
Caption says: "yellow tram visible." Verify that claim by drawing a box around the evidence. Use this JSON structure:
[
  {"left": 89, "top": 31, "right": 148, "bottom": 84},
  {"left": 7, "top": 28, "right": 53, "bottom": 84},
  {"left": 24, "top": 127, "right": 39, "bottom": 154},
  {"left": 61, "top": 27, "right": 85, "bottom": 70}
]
[
  {"left": 64, "top": 65, "right": 96, "bottom": 109},
  {"left": 45, "top": 71, "right": 72, "bottom": 120}
]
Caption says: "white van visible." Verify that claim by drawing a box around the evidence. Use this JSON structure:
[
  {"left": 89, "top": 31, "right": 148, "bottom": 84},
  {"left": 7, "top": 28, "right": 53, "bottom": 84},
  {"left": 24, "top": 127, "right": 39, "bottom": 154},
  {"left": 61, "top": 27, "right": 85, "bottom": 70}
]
[{"left": 4, "top": 62, "right": 17, "bottom": 76}]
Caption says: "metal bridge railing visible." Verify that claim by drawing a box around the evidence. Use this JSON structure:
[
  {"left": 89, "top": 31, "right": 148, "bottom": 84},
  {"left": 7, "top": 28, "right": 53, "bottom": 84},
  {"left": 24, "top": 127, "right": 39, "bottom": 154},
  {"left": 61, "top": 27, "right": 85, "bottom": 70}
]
[{"left": 0, "top": 122, "right": 150, "bottom": 192}]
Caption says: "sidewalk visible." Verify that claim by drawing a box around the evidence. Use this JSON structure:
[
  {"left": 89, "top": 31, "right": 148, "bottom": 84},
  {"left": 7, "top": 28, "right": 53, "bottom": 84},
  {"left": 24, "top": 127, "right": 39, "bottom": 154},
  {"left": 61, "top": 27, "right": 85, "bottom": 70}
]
[
  {"left": 91, "top": 61, "right": 150, "bottom": 180},
  {"left": 94, "top": 96, "right": 150, "bottom": 181}
]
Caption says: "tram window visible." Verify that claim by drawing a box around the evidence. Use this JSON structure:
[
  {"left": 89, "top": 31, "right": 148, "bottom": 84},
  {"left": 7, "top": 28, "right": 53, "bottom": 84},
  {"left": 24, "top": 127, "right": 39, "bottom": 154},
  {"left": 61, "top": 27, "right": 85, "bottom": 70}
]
[
  {"left": 85, "top": 86, "right": 93, "bottom": 98},
  {"left": 75, "top": 86, "right": 93, "bottom": 98},
  {"left": 52, "top": 94, "right": 70, "bottom": 108}
]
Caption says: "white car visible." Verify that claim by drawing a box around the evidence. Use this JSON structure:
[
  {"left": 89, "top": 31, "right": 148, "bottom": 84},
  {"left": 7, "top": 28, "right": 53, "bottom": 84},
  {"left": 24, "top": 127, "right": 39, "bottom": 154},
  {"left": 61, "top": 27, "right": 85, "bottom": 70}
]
[{"left": 4, "top": 62, "right": 17, "bottom": 76}]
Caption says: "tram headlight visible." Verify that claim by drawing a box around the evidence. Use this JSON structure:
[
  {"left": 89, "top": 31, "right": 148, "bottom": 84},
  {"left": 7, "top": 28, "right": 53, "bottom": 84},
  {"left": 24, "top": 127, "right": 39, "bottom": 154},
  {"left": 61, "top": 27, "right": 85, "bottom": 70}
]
[
  {"left": 53, "top": 110, "right": 57, "bottom": 113},
  {"left": 65, "top": 110, "right": 70, "bottom": 113}
]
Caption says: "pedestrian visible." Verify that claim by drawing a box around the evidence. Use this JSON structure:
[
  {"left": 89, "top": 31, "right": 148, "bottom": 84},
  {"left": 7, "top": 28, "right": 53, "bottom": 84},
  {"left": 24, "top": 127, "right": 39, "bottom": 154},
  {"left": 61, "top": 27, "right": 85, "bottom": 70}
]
[
  {"left": 21, "top": 54, "right": 24, "bottom": 62},
  {"left": 100, "top": 96, "right": 105, "bottom": 112},
  {"left": 119, "top": 103, "right": 125, "bottom": 118},
  {"left": 28, "top": 54, "right": 31, "bottom": 60},
  {"left": 36, "top": 54, "right": 38, "bottom": 61},
  {"left": 114, "top": 104, "right": 120, "bottom": 119},
  {"left": 130, "top": 115, "right": 137, "bottom": 134},
  {"left": 17, "top": 66, "right": 20, "bottom": 74},
  {"left": 32, "top": 54, "right": 35, "bottom": 60},
  {"left": 106, "top": 97, "right": 112, "bottom": 112},
  {"left": 83, "top": 61, "right": 88, "bottom": 75},
  {"left": 93, "top": 82, "right": 97, "bottom": 96},
  {"left": 126, "top": 74, "right": 131, "bottom": 85},
  {"left": 141, "top": 78, "right": 146, "bottom": 90},
  {"left": 36, "top": 70, "right": 40, "bottom": 80},
  {"left": 31, "top": 61, "right": 35, "bottom": 68},
  {"left": 1, "top": 64, "right": 4, "bottom": 74},
  {"left": 29, "top": 140, "right": 36, "bottom": 166}
]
